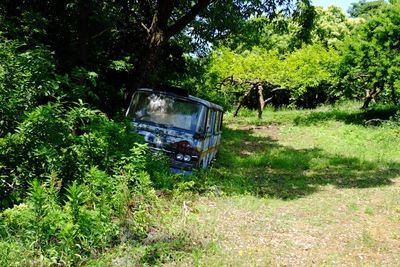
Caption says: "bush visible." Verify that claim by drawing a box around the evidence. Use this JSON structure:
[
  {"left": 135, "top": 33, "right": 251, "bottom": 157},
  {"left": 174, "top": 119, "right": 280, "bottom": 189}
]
[
  {"left": 0, "top": 139, "right": 169, "bottom": 265},
  {"left": 0, "top": 164, "right": 159, "bottom": 265},
  {"left": 0, "top": 101, "right": 141, "bottom": 208},
  {"left": 0, "top": 39, "right": 60, "bottom": 137}
]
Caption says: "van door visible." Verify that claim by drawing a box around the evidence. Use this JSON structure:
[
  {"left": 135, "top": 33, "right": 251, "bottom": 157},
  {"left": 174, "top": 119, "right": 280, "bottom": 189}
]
[{"left": 199, "top": 108, "right": 212, "bottom": 168}]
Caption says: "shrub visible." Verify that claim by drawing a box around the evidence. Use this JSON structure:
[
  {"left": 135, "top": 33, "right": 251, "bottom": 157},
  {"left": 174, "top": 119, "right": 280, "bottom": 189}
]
[
  {"left": 0, "top": 101, "right": 141, "bottom": 208},
  {"left": 0, "top": 39, "right": 60, "bottom": 137},
  {"left": 0, "top": 143, "right": 164, "bottom": 265}
]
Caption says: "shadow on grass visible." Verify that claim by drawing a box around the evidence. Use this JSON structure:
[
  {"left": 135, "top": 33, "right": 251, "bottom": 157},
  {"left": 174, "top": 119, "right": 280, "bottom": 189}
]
[
  {"left": 198, "top": 127, "right": 400, "bottom": 200},
  {"left": 294, "top": 105, "right": 399, "bottom": 126}
]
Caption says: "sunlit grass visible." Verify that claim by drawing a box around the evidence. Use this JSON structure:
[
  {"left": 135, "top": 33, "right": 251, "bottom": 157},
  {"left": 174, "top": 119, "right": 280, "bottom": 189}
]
[
  {"left": 201, "top": 101, "right": 400, "bottom": 199},
  {"left": 166, "top": 101, "right": 400, "bottom": 266}
]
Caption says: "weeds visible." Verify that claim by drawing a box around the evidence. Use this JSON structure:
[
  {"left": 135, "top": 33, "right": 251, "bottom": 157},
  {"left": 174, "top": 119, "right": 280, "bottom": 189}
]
[{"left": 0, "top": 101, "right": 190, "bottom": 265}]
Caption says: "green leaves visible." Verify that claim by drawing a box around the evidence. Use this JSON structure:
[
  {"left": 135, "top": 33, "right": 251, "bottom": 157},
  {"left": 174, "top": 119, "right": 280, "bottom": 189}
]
[
  {"left": 207, "top": 44, "right": 338, "bottom": 107},
  {"left": 0, "top": 40, "right": 59, "bottom": 137},
  {"left": 338, "top": 1, "right": 400, "bottom": 106},
  {"left": 66, "top": 181, "right": 87, "bottom": 224},
  {"left": 0, "top": 101, "right": 142, "bottom": 208},
  {"left": 0, "top": 112, "right": 166, "bottom": 264}
]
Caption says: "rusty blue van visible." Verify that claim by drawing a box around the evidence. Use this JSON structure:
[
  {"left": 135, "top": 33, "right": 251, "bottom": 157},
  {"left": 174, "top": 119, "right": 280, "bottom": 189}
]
[{"left": 126, "top": 86, "right": 223, "bottom": 173}]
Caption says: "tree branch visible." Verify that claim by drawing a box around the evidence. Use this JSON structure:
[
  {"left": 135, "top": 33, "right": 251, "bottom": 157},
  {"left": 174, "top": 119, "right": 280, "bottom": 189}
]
[
  {"left": 233, "top": 85, "right": 256, "bottom": 117},
  {"left": 90, "top": 27, "right": 113, "bottom": 40},
  {"left": 264, "top": 96, "right": 274, "bottom": 104},
  {"left": 166, "top": 0, "right": 210, "bottom": 38},
  {"left": 141, "top": 23, "right": 150, "bottom": 33},
  {"left": 270, "top": 87, "right": 289, "bottom": 93}
]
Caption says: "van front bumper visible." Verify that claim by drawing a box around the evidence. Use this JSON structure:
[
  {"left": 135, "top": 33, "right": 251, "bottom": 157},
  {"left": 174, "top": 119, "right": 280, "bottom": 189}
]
[{"left": 148, "top": 146, "right": 198, "bottom": 173}]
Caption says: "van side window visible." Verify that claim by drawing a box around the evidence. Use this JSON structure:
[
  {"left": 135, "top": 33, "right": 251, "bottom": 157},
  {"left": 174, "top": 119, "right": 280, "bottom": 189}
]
[
  {"left": 214, "top": 111, "right": 220, "bottom": 133},
  {"left": 219, "top": 112, "right": 223, "bottom": 132},
  {"left": 210, "top": 110, "right": 217, "bottom": 134},
  {"left": 206, "top": 109, "right": 212, "bottom": 133},
  {"left": 217, "top": 111, "right": 222, "bottom": 133}
]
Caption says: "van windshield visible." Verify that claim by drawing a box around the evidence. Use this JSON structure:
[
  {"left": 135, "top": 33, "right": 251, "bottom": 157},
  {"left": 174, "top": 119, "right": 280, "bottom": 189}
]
[{"left": 127, "top": 91, "right": 207, "bottom": 132}]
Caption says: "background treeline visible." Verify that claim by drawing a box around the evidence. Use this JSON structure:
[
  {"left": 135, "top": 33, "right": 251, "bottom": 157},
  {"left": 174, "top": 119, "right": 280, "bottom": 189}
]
[
  {"left": 2, "top": 0, "right": 398, "bottom": 116},
  {"left": 204, "top": 0, "right": 400, "bottom": 116},
  {"left": 1, "top": 0, "right": 400, "bottom": 265}
]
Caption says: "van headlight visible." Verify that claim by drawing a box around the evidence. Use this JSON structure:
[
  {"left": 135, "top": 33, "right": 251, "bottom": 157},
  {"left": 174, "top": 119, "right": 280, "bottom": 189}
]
[
  {"left": 176, "top": 153, "right": 184, "bottom": 161},
  {"left": 183, "top": 155, "right": 191, "bottom": 162}
]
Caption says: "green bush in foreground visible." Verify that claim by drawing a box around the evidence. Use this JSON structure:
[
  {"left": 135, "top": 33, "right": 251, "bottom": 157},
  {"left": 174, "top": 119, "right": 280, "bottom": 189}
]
[
  {"left": 0, "top": 102, "right": 142, "bottom": 208},
  {"left": 0, "top": 157, "right": 158, "bottom": 266},
  {"left": 0, "top": 40, "right": 60, "bottom": 138},
  {"left": 0, "top": 99, "right": 184, "bottom": 265}
]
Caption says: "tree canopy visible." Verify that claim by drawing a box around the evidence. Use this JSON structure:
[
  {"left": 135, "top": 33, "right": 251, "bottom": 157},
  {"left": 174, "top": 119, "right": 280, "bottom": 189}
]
[
  {"left": 338, "top": 1, "right": 400, "bottom": 108},
  {"left": 0, "top": 0, "right": 399, "bottom": 116}
]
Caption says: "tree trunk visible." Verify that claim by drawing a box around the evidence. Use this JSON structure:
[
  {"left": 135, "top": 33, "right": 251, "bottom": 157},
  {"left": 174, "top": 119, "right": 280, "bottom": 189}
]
[
  {"left": 124, "top": 0, "right": 211, "bottom": 109},
  {"left": 233, "top": 86, "right": 254, "bottom": 117},
  {"left": 257, "top": 84, "right": 265, "bottom": 119},
  {"left": 362, "top": 89, "right": 374, "bottom": 109},
  {"left": 125, "top": 0, "right": 172, "bottom": 104},
  {"left": 362, "top": 88, "right": 383, "bottom": 109},
  {"left": 125, "top": 29, "right": 166, "bottom": 104}
]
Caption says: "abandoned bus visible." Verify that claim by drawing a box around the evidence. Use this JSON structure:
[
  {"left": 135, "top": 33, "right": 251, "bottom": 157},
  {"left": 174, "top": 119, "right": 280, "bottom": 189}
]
[{"left": 126, "top": 87, "right": 223, "bottom": 173}]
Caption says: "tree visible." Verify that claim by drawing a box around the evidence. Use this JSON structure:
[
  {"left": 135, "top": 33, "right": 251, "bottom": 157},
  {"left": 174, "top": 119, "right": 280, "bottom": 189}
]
[
  {"left": 215, "top": 0, "right": 316, "bottom": 54},
  {"left": 207, "top": 47, "right": 281, "bottom": 118},
  {"left": 349, "top": 0, "right": 386, "bottom": 17},
  {"left": 127, "top": 0, "right": 312, "bottom": 103},
  {"left": 1, "top": 0, "right": 308, "bottom": 113},
  {"left": 311, "top": 6, "right": 354, "bottom": 47},
  {"left": 339, "top": 1, "right": 400, "bottom": 108},
  {"left": 280, "top": 44, "right": 339, "bottom": 107},
  {"left": 206, "top": 44, "right": 338, "bottom": 117}
]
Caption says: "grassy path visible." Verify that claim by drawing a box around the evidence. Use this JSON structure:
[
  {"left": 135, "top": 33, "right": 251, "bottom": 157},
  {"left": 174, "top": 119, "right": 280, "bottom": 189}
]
[{"left": 171, "top": 103, "right": 400, "bottom": 266}]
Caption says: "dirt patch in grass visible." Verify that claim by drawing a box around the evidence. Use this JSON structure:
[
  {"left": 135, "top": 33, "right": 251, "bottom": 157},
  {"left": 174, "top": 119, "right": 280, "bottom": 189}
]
[
  {"left": 234, "top": 123, "right": 280, "bottom": 140},
  {"left": 227, "top": 123, "right": 280, "bottom": 157}
]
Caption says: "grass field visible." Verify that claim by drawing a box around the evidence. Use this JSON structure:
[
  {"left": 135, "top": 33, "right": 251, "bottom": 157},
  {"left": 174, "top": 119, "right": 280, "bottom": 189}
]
[{"left": 165, "top": 101, "right": 400, "bottom": 266}]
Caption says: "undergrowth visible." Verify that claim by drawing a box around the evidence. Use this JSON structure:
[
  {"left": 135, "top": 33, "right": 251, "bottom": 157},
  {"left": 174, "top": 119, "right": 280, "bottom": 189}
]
[{"left": 0, "top": 101, "right": 198, "bottom": 266}]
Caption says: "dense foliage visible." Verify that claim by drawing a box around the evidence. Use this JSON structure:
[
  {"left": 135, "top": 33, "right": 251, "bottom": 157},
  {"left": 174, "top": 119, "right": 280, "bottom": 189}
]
[
  {"left": 0, "top": 102, "right": 143, "bottom": 207},
  {"left": 198, "top": 1, "right": 400, "bottom": 113},
  {"left": 207, "top": 44, "right": 339, "bottom": 108},
  {"left": 0, "top": 36, "right": 171, "bottom": 264},
  {"left": 338, "top": 1, "right": 400, "bottom": 108},
  {"left": 0, "top": 149, "right": 158, "bottom": 266},
  {"left": 0, "top": 41, "right": 59, "bottom": 136}
]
